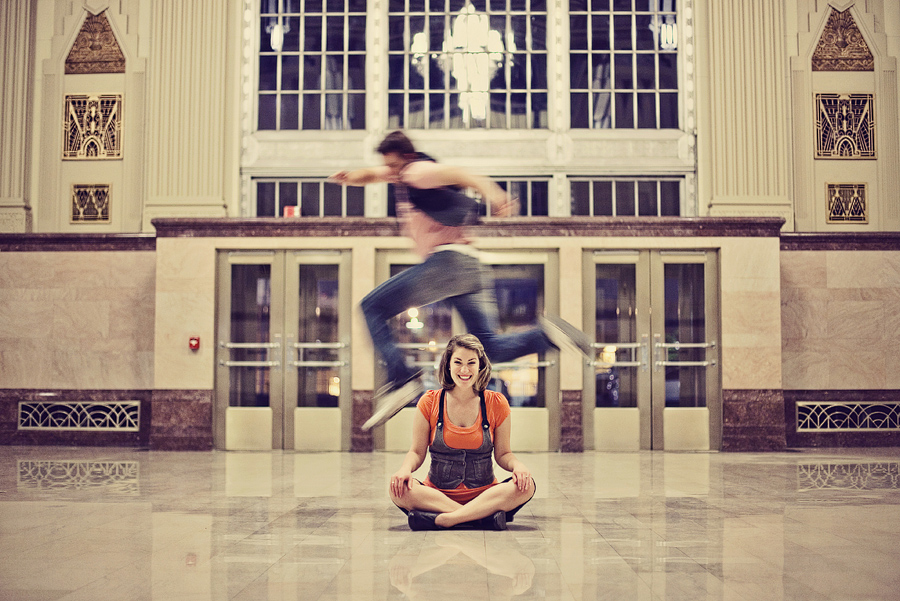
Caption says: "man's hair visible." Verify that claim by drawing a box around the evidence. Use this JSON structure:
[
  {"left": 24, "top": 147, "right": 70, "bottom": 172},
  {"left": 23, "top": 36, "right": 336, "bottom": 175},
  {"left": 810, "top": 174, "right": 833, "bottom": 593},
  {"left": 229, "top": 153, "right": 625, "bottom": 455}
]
[
  {"left": 376, "top": 130, "right": 416, "bottom": 156},
  {"left": 437, "top": 334, "right": 493, "bottom": 392}
]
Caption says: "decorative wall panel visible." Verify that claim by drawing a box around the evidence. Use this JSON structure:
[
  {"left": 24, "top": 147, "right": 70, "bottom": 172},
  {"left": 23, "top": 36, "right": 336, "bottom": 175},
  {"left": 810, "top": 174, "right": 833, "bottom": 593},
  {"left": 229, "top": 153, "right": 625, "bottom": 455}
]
[
  {"left": 71, "top": 184, "right": 111, "bottom": 223},
  {"left": 811, "top": 9, "right": 874, "bottom": 72},
  {"left": 827, "top": 183, "right": 867, "bottom": 223},
  {"left": 815, "top": 93, "right": 875, "bottom": 159},
  {"left": 19, "top": 400, "right": 140, "bottom": 431},
  {"left": 63, "top": 94, "right": 122, "bottom": 159},
  {"left": 797, "top": 401, "right": 900, "bottom": 432},
  {"left": 65, "top": 11, "right": 125, "bottom": 74}
]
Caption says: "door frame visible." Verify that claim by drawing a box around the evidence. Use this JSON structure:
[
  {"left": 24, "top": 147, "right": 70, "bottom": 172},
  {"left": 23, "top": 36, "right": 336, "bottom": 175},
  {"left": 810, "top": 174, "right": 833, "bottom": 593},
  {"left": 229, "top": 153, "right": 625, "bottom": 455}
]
[
  {"left": 583, "top": 248, "right": 721, "bottom": 451},
  {"left": 213, "top": 249, "right": 352, "bottom": 451}
]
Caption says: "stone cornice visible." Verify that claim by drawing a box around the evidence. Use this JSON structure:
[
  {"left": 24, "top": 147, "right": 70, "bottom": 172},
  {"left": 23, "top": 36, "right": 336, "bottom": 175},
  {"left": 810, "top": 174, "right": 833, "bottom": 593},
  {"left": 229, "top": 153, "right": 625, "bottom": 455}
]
[{"left": 151, "top": 216, "right": 786, "bottom": 239}]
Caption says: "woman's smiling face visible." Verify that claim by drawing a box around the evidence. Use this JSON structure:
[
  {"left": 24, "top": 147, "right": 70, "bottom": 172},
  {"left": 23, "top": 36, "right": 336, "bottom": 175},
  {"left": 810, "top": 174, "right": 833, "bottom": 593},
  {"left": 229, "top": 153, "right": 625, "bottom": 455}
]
[{"left": 449, "top": 347, "right": 480, "bottom": 390}]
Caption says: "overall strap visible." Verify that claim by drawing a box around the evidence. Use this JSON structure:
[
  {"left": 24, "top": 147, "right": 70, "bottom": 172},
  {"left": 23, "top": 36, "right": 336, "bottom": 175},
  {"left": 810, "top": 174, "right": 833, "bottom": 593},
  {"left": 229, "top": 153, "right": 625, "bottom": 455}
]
[{"left": 437, "top": 390, "right": 490, "bottom": 431}]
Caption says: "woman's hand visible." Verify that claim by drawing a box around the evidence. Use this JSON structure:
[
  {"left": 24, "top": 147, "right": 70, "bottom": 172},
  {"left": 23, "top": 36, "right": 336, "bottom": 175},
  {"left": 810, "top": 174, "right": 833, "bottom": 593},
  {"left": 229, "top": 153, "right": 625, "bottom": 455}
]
[
  {"left": 510, "top": 462, "right": 532, "bottom": 492},
  {"left": 390, "top": 469, "right": 414, "bottom": 498}
]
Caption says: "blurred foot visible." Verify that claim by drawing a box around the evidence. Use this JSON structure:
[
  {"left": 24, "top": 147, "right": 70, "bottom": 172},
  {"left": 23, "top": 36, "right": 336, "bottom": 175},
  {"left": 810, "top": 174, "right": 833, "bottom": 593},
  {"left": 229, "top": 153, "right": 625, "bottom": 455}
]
[
  {"left": 363, "top": 373, "right": 424, "bottom": 431},
  {"left": 539, "top": 315, "right": 592, "bottom": 358}
]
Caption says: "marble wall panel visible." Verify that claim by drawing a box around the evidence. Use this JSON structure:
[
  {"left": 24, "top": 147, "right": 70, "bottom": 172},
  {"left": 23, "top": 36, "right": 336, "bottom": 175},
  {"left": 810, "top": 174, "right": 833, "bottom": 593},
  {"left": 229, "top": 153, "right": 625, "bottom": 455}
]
[
  {"left": 782, "top": 250, "right": 900, "bottom": 391},
  {"left": 826, "top": 251, "right": 893, "bottom": 289},
  {"left": 719, "top": 238, "right": 783, "bottom": 391},
  {"left": 721, "top": 389, "right": 786, "bottom": 451},
  {"left": 720, "top": 238, "right": 783, "bottom": 289},
  {"left": 0, "top": 252, "right": 156, "bottom": 389},
  {"left": 560, "top": 390, "right": 583, "bottom": 453},
  {"left": 0, "top": 389, "right": 152, "bottom": 447},
  {"left": 781, "top": 298, "right": 828, "bottom": 341},
  {"left": 825, "top": 300, "right": 885, "bottom": 341},
  {"left": 781, "top": 351, "right": 831, "bottom": 390},
  {"left": 720, "top": 290, "right": 782, "bottom": 347},
  {"left": 153, "top": 239, "right": 217, "bottom": 390},
  {"left": 720, "top": 346, "right": 783, "bottom": 390},
  {"left": 149, "top": 390, "right": 213, "bottom": 451},
  {"left": 351, "top": 390, "right": 373, "bottom": 453},
  {"left": 826, "top": 349, "right": 886, "bottom": 390},
  {"left": 780, "top": 251, "right": 826, "bottom": 289}
]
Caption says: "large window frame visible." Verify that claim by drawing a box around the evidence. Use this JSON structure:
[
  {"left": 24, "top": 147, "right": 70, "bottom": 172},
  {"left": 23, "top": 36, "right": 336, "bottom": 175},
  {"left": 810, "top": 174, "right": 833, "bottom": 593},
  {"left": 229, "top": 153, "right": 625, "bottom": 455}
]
[
  {"left": 257, "top": 0, "right": 367, "bottom": 131},
  {"left": 241, "top": 0, "right": 697, "bottom": 217}
]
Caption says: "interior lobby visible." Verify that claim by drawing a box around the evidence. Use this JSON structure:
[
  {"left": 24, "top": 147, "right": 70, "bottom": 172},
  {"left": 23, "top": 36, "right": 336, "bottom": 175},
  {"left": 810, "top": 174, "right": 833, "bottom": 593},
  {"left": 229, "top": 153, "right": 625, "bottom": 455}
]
[{"left": 2, "top": 0, "right": 900, "bottom": 599}]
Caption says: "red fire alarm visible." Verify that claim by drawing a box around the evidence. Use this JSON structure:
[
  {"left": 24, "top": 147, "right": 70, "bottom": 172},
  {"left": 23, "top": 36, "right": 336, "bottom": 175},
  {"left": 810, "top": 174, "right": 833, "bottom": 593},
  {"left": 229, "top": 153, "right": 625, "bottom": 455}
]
[{"left": 189, "top": 336, "right": 200, "bottom": 351}]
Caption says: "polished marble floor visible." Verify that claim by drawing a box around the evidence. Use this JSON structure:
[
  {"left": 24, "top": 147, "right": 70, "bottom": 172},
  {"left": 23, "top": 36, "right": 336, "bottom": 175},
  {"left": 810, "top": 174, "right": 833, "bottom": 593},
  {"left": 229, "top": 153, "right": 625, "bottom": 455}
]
[{"left": 1, "top": 446, "right": 900, "bottom": 601}]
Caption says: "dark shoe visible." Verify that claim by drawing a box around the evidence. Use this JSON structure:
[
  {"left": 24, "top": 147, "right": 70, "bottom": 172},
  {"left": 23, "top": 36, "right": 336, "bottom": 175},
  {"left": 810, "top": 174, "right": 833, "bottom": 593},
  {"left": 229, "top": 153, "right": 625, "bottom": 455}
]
[
  {"left": 539, "top": 315, "right": 593, "bottom": 358},
  {"left": 480, "top": 510, "right": 507, "bottom": 531},
  {"left": 408, "top": 510, "right": 440, "bottom": 531},
  {"left": 362, "top": 373, "right": 424, "bottom": 431}
]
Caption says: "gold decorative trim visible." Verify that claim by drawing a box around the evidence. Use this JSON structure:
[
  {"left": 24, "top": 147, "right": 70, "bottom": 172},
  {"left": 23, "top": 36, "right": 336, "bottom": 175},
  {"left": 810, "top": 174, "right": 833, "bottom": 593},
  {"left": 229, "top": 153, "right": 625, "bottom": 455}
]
[
  {"left": 812, "top": 9, "right": 874, "bottom": 72},
  {"left": 826, "top": 183, "right": 867, "bottom": 224},
  {"left": 66, "top": 11, "right": 126, "bottom": 74},
  {"left": 63, "top": 94, "right": 123, "bottom": 159},
  {"left": 815, "top": 93, "right": 875, "bottom": 159},
  {"left": 71, "top": 184, "right": 111, "bottom": 223}
]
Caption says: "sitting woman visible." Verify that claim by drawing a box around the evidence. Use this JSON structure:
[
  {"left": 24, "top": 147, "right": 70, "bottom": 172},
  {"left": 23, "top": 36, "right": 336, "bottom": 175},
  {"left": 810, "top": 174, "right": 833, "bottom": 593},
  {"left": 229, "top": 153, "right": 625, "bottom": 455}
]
[{"left": 389, "top": 334, "right": 536, "bottom": 531}]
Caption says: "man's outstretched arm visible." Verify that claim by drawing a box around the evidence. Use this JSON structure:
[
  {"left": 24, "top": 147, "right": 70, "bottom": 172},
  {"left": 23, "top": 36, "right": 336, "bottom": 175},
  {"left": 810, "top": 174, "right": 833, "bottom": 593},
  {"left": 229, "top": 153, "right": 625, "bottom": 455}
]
[{"left": 328, "top": 165, "right": 393, "bottom": 186}]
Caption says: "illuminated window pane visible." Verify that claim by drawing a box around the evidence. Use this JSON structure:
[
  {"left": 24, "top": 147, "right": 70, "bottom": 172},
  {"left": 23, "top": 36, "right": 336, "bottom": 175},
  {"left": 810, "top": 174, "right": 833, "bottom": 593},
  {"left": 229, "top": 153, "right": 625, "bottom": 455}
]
[{"left": 389, "top": 2, "right": 548, "bottom": 129}]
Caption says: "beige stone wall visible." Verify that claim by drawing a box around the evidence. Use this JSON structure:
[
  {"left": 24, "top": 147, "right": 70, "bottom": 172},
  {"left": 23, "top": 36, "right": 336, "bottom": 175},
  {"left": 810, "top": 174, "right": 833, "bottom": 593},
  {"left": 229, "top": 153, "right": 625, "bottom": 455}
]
[
  {"left": 0, "top": 251, "right": 156, "bottom": 389},
  {"left": 781, "top": 250, "right": 900, "bottom": 389},
  {"left": 153, "top": 233, "right": 783, "bottom": 393},
  {"left": 719, "top": 237, "right": 783, "bottom": 390}
]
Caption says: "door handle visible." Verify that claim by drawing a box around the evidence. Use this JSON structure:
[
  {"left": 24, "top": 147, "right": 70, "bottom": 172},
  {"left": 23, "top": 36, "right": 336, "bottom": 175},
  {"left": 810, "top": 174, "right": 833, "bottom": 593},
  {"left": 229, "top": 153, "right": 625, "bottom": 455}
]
[
  {"left": 653, "top": 335, "right": 716, "bottom": 370},
  {"left": 589, "top": 339, "right": 649, "bottom": 370},
  {"left": 219, "top": 341, "right": 282, "bottom": 368}
]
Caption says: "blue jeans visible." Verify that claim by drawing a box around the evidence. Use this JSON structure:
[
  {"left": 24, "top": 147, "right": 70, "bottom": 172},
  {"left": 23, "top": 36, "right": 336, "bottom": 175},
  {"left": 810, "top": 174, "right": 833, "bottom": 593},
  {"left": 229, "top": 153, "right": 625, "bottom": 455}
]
[{"left": 360, "top": 250, "right": 551, "bottom": 385}]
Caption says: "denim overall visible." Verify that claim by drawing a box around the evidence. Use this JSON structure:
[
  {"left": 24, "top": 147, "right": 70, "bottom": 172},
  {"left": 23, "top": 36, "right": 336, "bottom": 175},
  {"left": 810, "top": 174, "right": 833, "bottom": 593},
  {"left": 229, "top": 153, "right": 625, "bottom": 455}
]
[{"left": 427, "top": 390, "right": 495, "bottom": 490}]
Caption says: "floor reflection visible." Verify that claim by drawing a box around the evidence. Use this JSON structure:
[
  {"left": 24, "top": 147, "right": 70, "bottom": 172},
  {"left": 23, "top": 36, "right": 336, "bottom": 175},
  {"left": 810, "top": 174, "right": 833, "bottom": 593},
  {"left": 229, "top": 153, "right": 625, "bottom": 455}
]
[
  {"left": 388, "top": 532, "right": 535, "bottom": 600},
  {"left": 17, "top": 459, "right": 139, "bottom": 494},
  {"left": 798, "top": 462, "right": 900, "bottom": 490},
  {"left": 2, "top": 447, "right": 900, "bottom": 601}
]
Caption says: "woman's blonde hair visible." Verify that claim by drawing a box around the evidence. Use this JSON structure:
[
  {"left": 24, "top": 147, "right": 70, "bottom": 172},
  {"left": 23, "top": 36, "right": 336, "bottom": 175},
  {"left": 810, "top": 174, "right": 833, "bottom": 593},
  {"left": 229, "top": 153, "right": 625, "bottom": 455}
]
[{"left": 437, "top": 334, "right": 492, "bottom": 392}]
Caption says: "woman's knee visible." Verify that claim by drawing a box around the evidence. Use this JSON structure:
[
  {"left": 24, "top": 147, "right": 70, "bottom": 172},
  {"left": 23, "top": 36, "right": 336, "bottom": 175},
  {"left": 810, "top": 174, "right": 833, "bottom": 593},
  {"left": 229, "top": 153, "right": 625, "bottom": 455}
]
[{"left": 389, "top": 480, "right": 417, "bottom": 510}]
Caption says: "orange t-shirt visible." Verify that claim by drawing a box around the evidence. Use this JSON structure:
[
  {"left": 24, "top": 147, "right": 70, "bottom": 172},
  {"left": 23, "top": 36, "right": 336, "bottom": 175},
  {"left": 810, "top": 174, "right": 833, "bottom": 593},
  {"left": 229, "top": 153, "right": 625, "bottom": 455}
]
[{"left": 417, "top": 389, "right": 511, "bottom": 503}]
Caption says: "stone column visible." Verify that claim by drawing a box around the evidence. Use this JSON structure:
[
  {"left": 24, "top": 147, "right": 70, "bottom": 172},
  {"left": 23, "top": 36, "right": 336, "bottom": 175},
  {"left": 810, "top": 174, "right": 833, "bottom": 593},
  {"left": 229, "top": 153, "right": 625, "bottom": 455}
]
[
  {"left": 0, "top": 0, "right": 36, "bottom": 232},
  {"left": 144, "top": 1, "right": 232, "bottom": 230},
  {"left": 696, "top": 0, "right": 793, "bottom": 227}
]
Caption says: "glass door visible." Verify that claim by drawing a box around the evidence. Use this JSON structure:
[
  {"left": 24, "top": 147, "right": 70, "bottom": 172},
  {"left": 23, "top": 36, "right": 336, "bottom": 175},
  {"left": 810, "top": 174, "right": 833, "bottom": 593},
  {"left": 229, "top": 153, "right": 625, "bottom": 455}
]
[
  {"left": 585, "top": 250, "right": 720, "bottom": 450},
  {"left": 215, "top": 250, "right": 351, "bottom": 450}
]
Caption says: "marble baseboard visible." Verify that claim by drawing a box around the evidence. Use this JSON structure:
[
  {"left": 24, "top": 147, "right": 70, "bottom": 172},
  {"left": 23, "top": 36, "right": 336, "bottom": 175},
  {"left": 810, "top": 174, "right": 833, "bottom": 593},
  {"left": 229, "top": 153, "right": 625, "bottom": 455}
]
[
  {"left": 780, "top": 233, "right": 900, "bottom": 251},
  {"left": 0, "top": 233, "right": 156, "bottom": 251},
  {"left": 149, "top": 390, "right": 213, "bottom": 451},
  {"left": 784, "top": 390, "right": 900, "bottom": 448},
  {"left": 351, "top": 390, "right": 373, "bottom": 452},
  {"left": 721, "top": 389, "right": 787, "bottom": 451},
  {"left": 0, "top": 389, "right": 151, "bottom": 447},
  {"left": 560, "top": 390, "right": 583, "bottom": 453}
]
